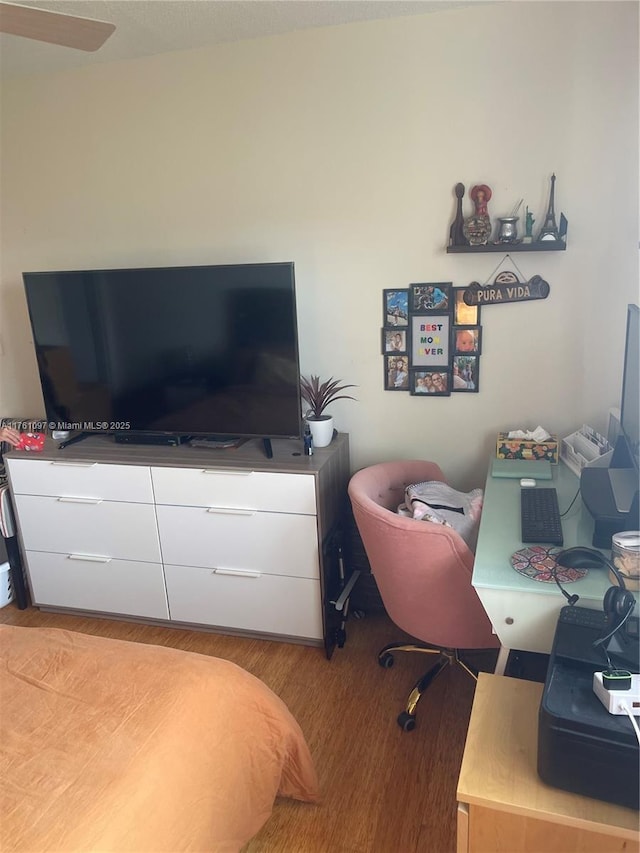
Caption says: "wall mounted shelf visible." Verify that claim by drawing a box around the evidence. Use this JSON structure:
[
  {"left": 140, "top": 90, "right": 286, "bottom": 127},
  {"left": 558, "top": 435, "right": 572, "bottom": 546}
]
[{"left": 446, "top": 242, "right": 566, "bottom": 254}]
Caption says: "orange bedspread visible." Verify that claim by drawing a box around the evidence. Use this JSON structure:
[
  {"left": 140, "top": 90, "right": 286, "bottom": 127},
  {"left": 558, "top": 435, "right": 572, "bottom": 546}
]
[{"left": 0, "top": 626, "right": 319, "bottom": 852}]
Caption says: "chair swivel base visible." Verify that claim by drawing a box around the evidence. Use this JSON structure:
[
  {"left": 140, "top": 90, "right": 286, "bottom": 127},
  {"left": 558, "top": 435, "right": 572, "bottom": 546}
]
[{"left": 378, "top": 642, "right": 478, "bottom": 731}]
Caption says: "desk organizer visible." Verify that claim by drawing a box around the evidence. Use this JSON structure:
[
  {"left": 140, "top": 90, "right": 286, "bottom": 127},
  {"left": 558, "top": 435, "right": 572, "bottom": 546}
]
[
  {"left": 496, "top": 432, "right": 558, "bottom": 464},
  {"left": 560, "top": 425, "right": 612, "bottom": 478}
]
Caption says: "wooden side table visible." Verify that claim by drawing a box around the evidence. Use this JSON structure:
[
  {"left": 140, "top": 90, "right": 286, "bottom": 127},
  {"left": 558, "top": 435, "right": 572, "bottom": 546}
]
[{"left": 457, "top": 673, "right": 640, "bottom": 853}]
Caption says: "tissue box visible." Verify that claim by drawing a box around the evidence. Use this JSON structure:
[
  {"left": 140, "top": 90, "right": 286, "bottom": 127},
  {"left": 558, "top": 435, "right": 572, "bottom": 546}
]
[{"left": 496, "top": 432, "right": 558, "bottom": 464}]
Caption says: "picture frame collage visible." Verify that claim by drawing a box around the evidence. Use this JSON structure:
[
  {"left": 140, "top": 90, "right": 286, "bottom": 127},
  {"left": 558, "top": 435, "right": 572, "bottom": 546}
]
[{"left": 382, "top": 283, "right": 481, "bottom": 396}]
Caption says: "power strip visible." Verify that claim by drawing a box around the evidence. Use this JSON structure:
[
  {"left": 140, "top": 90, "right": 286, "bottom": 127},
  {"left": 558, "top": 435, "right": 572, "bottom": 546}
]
[{"left": 593, "top": 671, "right": 640, "bottom": 715}]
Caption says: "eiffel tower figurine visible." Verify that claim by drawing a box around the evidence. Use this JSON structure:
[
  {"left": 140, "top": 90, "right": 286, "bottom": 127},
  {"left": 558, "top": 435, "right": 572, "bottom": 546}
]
[{"left": 536, "top": 173, "right": 561, "bottom": 242}]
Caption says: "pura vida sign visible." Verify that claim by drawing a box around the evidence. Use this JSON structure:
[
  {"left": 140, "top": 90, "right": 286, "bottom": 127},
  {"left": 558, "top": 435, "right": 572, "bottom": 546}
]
[{"left": 463, "top": 274, "right": 550, "bottom": 306}]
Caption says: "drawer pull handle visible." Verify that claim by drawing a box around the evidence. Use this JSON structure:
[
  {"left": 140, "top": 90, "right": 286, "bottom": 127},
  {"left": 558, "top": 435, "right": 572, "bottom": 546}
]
[
  {"left": 206, "top": 507, "right": 255, "bottom": 516},
  {"left": 212, "top": 568, "right": 261, "bottom": 578},
  {"left": 67, "top": 554, "right": 112, "bottom": 563},
  {"left": 57, "top": 497, "right": 103, "bottom": 504},
  {"left": 50, "top": 461, "right": 97, "bottom": 467},
  {"left": 201, "top": 469, "right": 253, "bottom": 476}
]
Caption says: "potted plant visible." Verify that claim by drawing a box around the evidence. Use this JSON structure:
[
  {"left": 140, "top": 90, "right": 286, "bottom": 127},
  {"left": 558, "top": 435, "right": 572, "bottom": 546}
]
[{"left": 300, "top": 375, "right": 357, "bottom": 447}]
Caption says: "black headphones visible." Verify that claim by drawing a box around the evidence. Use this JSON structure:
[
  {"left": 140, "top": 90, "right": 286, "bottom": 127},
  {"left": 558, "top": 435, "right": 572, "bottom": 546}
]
[
  {"left": 551, "top": 569, "right": 580, "bottom": 607},
  {"left": 555, "top": 546, "right": 637, "bottom": 643},
  {"left": 602, "top": 578, "right": 634, "bottom": 611}
]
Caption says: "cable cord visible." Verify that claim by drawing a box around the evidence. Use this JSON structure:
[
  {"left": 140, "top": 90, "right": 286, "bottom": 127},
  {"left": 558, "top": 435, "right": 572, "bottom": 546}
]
[
  {"left": 560, "top": 486, "right": 581, "bottom": 517},
  {"left": 593, "top": 601, "right": 637, "bottom": 647},
  {"left": 621, "top": 704, "right": 640, "bottom": 746}
]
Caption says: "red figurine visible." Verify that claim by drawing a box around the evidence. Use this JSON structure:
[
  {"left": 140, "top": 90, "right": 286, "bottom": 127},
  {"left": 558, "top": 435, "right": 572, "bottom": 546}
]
[{"left": 470, "top": 184, "right": 492, "bottom": 217}]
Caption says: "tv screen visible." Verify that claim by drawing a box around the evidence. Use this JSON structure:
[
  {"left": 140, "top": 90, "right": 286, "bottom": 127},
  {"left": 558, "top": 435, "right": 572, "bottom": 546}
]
[{"left": 23, "top": 262, "right": 302, "bottom": 441}]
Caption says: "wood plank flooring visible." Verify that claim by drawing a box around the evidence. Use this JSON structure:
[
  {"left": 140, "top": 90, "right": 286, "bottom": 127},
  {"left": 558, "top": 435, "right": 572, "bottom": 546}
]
[{"left": 0, "top": 603, "right": 497, "bottom": 853}]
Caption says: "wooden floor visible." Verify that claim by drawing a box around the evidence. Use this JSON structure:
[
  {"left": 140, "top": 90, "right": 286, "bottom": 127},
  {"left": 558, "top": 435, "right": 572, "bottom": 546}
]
[{"left": 0, "top": 602, "right": 498, "bottom": 853}]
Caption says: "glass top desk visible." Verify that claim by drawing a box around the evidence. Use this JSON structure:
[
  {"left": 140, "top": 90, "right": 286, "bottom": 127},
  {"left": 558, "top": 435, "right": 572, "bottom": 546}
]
[{"left": 472, "top": 457, "right": 634, "bottom": 666}]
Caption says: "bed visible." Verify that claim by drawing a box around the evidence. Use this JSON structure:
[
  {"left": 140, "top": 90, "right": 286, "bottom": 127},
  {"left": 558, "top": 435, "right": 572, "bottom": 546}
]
[{"left": 0, "top": 625, "right": 319, "bottom": 852}]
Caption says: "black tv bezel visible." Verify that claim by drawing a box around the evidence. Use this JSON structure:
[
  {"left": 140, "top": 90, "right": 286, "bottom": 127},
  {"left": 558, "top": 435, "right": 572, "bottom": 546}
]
[{"left": 23, "top": 261, "right": 304, "bottom": 443}]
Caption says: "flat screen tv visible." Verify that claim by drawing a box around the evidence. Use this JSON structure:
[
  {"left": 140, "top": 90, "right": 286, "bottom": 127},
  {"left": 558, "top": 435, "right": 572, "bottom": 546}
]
[
  {"left": 23, "top": 262, "right": 302, "bottom": 443},
  {"left": 580, "top": 303, "right": 639, "bottom": 545}
]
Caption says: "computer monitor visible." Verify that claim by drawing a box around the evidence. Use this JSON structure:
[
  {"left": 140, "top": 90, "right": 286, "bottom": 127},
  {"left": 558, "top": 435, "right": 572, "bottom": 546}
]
[
  {"left": 580, "top": 304, "right": 639, "bottom": 546},
  {"left": 609, "top": 303, "right": 639, "bottom": 513}
]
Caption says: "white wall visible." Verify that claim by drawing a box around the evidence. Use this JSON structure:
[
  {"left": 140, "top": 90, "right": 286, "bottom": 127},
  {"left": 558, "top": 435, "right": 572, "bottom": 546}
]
[{"left": 0, "top": 1, "right": 637, "bottom": 488}]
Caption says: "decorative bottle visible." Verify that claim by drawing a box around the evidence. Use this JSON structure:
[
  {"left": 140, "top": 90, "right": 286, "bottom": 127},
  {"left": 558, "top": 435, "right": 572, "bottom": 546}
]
[{"left": 303, "top": 424, "right": 313, "bottom": 456}]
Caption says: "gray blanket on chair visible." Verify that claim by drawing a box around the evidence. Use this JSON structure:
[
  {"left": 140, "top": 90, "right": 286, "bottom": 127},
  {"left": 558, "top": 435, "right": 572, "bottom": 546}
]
[{"left": 399, "top": 481, "right": 483, "bottom": 549}]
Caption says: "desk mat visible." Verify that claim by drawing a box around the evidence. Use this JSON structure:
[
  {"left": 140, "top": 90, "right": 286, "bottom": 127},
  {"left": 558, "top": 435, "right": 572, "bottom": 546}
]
[
  {"left": 492, "top": 459, "right": 552, "bottom": 479},
  {"left": 511, "top": 546, "right": 587, "bottom": 583}
]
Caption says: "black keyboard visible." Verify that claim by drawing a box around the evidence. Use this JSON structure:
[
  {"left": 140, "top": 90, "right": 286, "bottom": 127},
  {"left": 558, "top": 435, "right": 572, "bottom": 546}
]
[
  {"left": 520, "top": 487, "right": 564, "bottom": 545},
  {"left": 558, "top": 605, "right": 639, "bottom": 640},
  {"left": 558, "top": 605, "right": 607, "bottom": 630}
]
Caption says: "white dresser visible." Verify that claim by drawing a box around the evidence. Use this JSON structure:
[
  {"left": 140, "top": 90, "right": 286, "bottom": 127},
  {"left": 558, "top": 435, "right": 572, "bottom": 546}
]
[{"left": 6, "top": 434, "right": 350, "bottom": 650}]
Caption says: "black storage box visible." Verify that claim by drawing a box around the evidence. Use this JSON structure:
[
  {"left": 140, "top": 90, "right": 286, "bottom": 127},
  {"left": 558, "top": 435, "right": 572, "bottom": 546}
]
[{"left": 538, "top": 659, "right": 639, "bottom": 811}]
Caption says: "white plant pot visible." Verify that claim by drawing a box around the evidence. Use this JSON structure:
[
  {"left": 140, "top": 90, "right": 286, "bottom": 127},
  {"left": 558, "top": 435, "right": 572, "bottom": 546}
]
[{"left": 307, "top": 416, "right": 334, "bottom": 448}]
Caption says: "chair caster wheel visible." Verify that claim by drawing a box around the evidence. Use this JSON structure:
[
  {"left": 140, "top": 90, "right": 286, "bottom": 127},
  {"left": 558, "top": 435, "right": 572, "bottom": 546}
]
[
  {"left": 397, "top": 711, "right": 416, "bottom": 732},
  {"left": 379, "top": 652, "right": 394, "bottom": 668}
]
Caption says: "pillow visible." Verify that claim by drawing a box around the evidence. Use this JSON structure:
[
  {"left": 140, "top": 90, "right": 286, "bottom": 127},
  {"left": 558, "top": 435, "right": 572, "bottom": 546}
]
[{"left": 403, "top": 481, "right": 483, "bottom": 548}]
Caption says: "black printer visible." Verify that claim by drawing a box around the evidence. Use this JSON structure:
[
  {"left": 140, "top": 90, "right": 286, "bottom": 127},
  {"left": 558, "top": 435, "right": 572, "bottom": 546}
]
[{"left": 537, "top": 605, "right": 639, "bottom": 811}]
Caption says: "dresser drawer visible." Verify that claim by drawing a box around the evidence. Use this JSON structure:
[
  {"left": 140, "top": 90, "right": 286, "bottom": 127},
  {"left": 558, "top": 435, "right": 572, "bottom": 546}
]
[
  {"left": 164, "top": 563, "right": 323, "bottom": 640},
  {"left": 156, "top": 505, "right": 319, "bottom": 579},
  {"left": 151, "top": 466, "right": 316, "bottom": 514},
  {"left": 7, "top": 458, "right": 153, "bottom": 503},
  {"left": 13, "top": 495, "right": 161, "bottom": 563},
  {"left": 25, "top": 551, "right": 169, "bottom": 619}
]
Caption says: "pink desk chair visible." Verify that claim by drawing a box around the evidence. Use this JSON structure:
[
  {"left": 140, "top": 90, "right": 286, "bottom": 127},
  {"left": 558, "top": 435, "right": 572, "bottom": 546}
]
[{"left": 348, "top": 460, "right": 501, "bottom": 731}]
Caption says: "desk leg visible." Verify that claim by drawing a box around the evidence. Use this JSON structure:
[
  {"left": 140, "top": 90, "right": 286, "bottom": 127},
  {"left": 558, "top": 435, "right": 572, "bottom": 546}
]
[{"left": 494, "top": 646, "right": 510, "bottom": 677}]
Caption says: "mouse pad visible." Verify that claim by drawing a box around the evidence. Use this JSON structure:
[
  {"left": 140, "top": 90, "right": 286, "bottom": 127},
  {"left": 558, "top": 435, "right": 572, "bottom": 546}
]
[{"left": 511, "top": 546, "right": 588, "bottom": 583}]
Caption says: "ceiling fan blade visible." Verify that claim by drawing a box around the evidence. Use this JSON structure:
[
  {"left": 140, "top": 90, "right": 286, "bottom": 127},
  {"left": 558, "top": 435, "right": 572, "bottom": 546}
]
[{"left": 0, "top": 2, "right": 115, "bottom": 51}]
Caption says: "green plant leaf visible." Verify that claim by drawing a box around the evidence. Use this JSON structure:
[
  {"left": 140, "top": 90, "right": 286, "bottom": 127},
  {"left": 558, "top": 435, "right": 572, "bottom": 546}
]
[{"left": 300, "top": 374, "right": 357, "bottom": 418}]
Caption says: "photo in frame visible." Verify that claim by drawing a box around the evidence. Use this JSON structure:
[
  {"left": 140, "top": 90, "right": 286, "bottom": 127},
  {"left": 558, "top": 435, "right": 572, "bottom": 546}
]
[
  {"left": 453, "top": 287, "right": 480, "bottom": 326},
  {"left": 410, "top": 369, "right": 451, "bottom": 396},
  {"left": 383, "top": 289, "right": 409, "bottom": 327},
  {"left": 384, "top": 354, "right": 410, "bottom": 390},
  {"left": 454, "top": 325, "right": 482, "bottom": 355},
  {"left": 410, "top": 282, "right": 452, "bottom": 313},
  {"left": 382, "top": 328, "right": 407, "bottom": 354},
  {"left": 410, "top": 314, "right": 450, "bottom": 368},
  {"left": 452, "top": 354, "right": 480, "bottom": 392}
]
